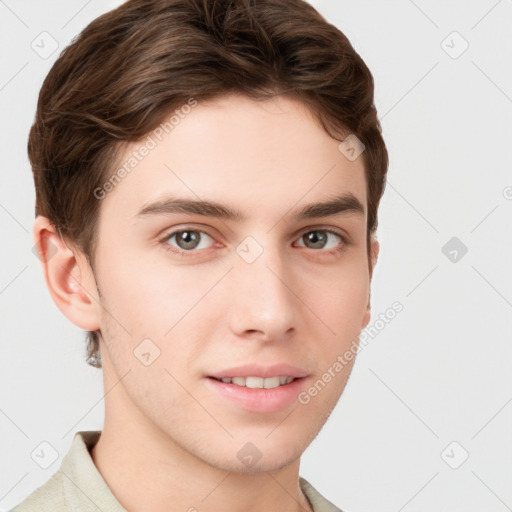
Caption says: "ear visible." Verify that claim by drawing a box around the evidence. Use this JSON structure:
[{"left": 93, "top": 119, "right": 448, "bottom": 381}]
[
  {"left": 32, "top": 216, "right": 101, "bottom": 332},
  {"left": 362, "top": 238, "right": 380, "bottom": 329}
]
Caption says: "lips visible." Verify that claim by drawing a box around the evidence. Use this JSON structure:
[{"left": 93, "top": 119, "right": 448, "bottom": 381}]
[
  {"left": 205, "top": 363, "right": 309, "bottom": 412},
  {"left": 205, "top": 374, "right": 308, "bottom": 413},
  {"left": 207, "top": 363, "right": 309, "bottom": 380}
]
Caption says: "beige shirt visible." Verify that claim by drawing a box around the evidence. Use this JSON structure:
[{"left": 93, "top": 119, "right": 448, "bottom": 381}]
[{"left": 11, "top": 431, "right": 342, "bottom": 512}]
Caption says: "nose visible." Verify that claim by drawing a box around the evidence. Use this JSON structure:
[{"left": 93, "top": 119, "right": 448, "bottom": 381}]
[{"left": 228, "top": 240, "right": 298, "bottom": 343}]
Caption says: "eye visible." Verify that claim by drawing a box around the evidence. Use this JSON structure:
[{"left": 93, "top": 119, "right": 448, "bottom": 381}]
[
  {"left": 295, "top": 229, "right": 349, "bottom": 253},
  {"left": 161, "top": 229, "right": 214, "bottom": 254},
  {"left": 159, "top": 226, "right": 351, "bottom": 258}
]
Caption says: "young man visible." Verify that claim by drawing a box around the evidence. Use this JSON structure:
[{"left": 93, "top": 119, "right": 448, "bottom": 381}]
[{"left": 13, "top": 0, "right": 388, "bottom": 510}]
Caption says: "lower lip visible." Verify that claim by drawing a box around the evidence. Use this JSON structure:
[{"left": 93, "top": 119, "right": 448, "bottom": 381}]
[{"left": 204, "top": 377, "right": 307, "bottom": 413}]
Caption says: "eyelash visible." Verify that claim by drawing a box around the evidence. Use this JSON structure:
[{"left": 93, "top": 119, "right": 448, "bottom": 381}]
[{"left": 158, "top": 226, "right": 352, "bottom": 258}]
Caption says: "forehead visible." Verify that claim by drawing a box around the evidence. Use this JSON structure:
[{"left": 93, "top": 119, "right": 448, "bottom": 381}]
[{"left": 99, "top": 93, "right": 367, "bottom": 225}]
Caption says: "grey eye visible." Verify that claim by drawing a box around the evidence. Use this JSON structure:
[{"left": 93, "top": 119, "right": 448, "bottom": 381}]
[
  {"left": 297, "top": 230, "right": 342, "bottom": 250},
  {"left": 166, "top": 230, "right": 213, "bottom": 251}
]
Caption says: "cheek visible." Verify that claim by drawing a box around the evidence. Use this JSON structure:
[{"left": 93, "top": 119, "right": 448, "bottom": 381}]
[
  {"left": 98, "top": 239, "right": 369, "bottom": 343},
  {"left": 307, "top": 256, "right": 369, "bottom": 326},
  {"left": 100, "top": 250, "right": 195, "bottom": 324},
  {"left": 98, "top": 251, "right": 219, "bottom": 367}
]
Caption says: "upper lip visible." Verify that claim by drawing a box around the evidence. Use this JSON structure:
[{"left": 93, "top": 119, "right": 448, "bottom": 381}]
[{"left": 208, "top": 363, "right": 309, "bottom": 380}]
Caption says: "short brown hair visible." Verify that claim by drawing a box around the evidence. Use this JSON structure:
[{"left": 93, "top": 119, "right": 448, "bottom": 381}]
[{"left": 29, "top": 0, "right": 388, "bottom": 368}]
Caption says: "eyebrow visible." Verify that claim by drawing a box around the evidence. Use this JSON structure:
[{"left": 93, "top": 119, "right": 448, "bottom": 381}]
[{"left": 135, "top": 192, "right": 365, "bottom": 222}]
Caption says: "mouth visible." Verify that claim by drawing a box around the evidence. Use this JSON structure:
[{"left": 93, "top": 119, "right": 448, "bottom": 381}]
[
  {"left": 204, "top": 365, "right": 309, "bottom": 413},
  {"left": 208, "top": 375, "right": 297, "bottom": 389}
]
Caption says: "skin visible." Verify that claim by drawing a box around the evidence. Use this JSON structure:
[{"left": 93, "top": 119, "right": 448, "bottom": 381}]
[{"left": 34, "top": 93, "right": 379, "bottom": 512}]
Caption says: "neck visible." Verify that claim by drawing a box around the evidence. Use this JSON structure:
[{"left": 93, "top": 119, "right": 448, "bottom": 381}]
[{"left": 91, "top": 369, "right": 312, "bottom": 512}]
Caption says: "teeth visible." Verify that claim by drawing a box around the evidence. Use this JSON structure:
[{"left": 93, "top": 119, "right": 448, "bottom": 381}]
[
  {"left": 246, "top": 376, "right": 264, "bottom": 388},
  {"left": 263, "top": 377, "right": 281, "bottom": 389},
  {"left": 216, "top": 376, "right": 296, "bottom": 388}
]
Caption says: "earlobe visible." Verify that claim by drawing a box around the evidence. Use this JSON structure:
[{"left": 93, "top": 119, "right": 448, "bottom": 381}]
[
  {"left": 33, "top": 216, "right": 101, "bottom": 332},
  {"left": 362, "top": 294, "right": 371, "bottom": 329},
  {"left": 370, "top": 239, "right": 380, "bottom": 275},
  {"left": 362, "top": 238, "right": 380, "bottom": 329}
]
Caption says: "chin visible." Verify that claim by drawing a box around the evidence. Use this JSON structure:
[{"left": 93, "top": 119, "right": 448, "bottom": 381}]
[{"left": 192, "top": 435, "right": 307, "bottom": 474}]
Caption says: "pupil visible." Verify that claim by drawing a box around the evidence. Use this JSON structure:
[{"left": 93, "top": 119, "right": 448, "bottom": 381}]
[
  {"left": 306, "top": 231, "right": 326, "bottom": 248},
  {"left": 179, "top": 231, "right": 199, "bottom": 249}
]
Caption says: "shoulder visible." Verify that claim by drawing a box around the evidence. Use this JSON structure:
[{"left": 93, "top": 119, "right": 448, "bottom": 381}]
[
  {"left": 9, "top": 430, "right": 104, "bottom": 512},
  {"left": 9, "top": 470, "right": 68, "bottom": 512}
]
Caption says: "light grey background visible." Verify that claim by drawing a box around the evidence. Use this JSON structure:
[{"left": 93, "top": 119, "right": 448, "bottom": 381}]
[{"left": 1, "top": 1, "right": 511, "bottom": 511}]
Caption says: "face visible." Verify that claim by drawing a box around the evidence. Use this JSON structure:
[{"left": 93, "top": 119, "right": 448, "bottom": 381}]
[{"left": 87, "top": 93, "right": 376, "bottom": 472}]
